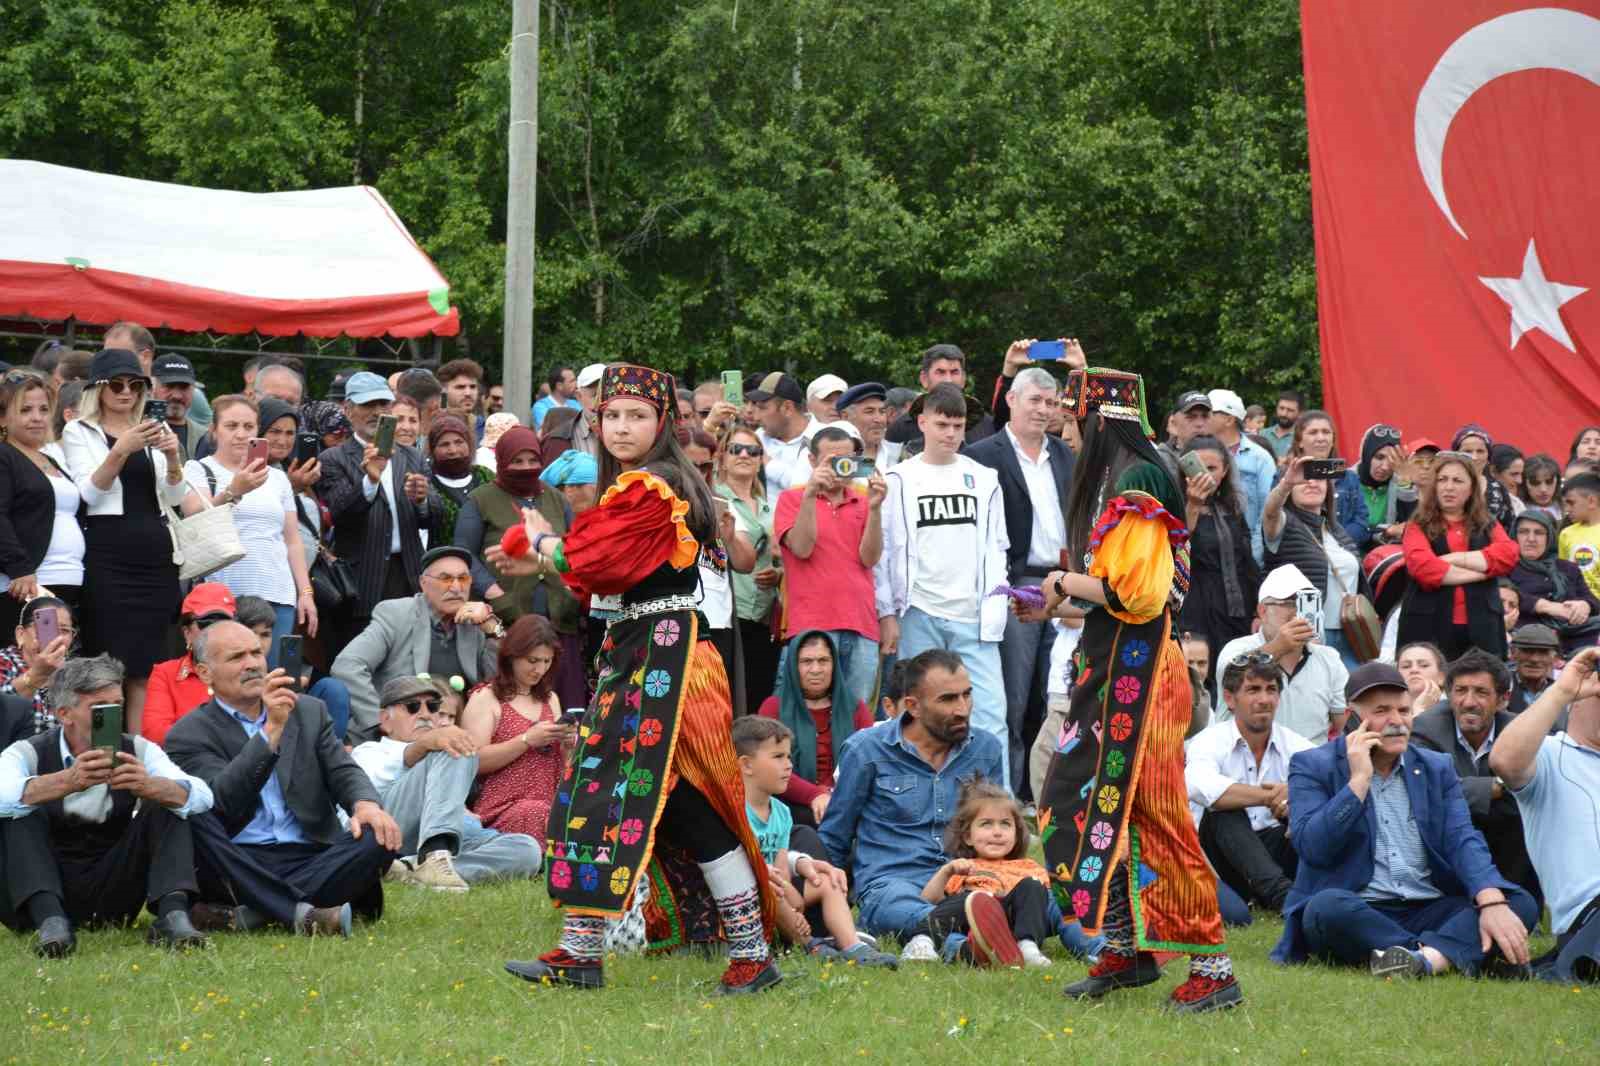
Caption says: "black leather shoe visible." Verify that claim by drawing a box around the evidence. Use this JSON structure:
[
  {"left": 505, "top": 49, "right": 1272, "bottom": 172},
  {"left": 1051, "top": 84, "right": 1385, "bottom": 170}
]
[
  {"left": 505, "top": 951, "right": 604, "bottom": 989},
  {"left": 147, "top": 911, "right": 211, "bottom": 950},
  {"left": 1061, "top": 952, "right": 1162, "bottom": 999},
  {"left": 33, "top": 916, "right": 75, "bottom": 959}
]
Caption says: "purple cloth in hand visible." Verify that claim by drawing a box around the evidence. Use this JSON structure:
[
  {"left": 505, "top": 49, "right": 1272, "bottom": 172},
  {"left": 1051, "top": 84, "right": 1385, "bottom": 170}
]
[{"left": 987, "top": 584, "right": 1046, "bottom": 609}]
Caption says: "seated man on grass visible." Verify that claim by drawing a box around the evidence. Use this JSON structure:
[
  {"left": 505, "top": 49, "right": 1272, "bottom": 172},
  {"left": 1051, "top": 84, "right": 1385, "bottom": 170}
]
[
  {"left": 1271, "top": 662, "right": 1537, "bottom": 978},
  {"left": 733, "top": 715, "right": 896, "bottom": 967}
]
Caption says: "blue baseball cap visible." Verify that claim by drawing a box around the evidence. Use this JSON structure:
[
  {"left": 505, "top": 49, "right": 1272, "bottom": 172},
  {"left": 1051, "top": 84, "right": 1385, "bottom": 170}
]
[{"left": 344, "top": 371, "right": 394, "bottom": 405}]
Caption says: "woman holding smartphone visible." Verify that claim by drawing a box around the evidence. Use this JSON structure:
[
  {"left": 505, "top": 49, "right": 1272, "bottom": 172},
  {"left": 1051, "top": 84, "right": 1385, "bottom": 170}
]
[
  {"left": 183, "top": 394, "right": 316, "bottom": 663},
  {"left": 0, "top": 372, "right": 85, "bottom": 635}
]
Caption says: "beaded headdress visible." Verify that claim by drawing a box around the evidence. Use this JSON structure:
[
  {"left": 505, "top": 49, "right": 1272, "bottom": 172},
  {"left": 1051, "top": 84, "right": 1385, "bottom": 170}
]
[
  {"left": 1061, "top": 367, "right": 1155, "bottom": 439},
  {"left": 597, "top": 363, "right": 677, "bottom": 421}
]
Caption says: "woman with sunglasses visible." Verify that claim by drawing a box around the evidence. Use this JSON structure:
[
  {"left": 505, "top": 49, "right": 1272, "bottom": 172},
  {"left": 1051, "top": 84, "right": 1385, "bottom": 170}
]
[
  {"left": 61, "top": 348, "right": 203, "bottom": 734},
  {"left": 714, "top": 426, "right": 780, "bottom": 714},
  {"left": 1352, "top": 422, "right": 1413, "bottom": 550},
  {"left": 494, "top": 363, "right": 778, "bottom": 995},
  {"left": 0, "top": 371, "right": 84, "bottom": 637}
]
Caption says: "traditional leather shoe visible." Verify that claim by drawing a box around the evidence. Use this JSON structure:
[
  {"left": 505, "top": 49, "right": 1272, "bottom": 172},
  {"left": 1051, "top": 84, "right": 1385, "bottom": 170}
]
[
  {"left": 1060, "top": 951, "right": 1162, "bottom": 999},
  {"left": 146, "top": 911, "right": 211, "bottom": 950},
  {"left": 716, "top": 957, "right": 782, "bottom": 996},
  {"left": 505, "top": 950, "right": 604, "bottom": 989},
  {"left": 1167, "top": 974, "right": 1243, "bottom": 1014},
  {"left": 33, "top": 916, "right": 75, "bottom": 959}
]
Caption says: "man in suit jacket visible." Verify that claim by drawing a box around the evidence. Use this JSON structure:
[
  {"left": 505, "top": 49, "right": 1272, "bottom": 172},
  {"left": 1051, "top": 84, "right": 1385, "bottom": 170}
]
[
  {"left": 1271, "top": 662, "right": 1537, "bottom": 978},
  {"left": 331, "top": 547, "right": 503, "bottom": 743},
  {"left": 316, "top": 371, "right": 440, "bottom": 649},
  {"left": 1409, "top": 648, "right": 1540, "bottom": 901},
  {"left": 962, "top": 367, "right": 1073, "bottom": 799},
  {"left": 165, "top": 621, "right": 401, "bottom": 931}
]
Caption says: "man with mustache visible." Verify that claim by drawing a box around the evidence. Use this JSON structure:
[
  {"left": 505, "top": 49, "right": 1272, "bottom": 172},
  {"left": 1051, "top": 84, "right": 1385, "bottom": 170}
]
[
  {"left": 332, "top": 547, "right": 503, "bottom": 743},
  {"left": 1271, "top": 662, "right": 1538, "bottom": 978},
  {"left": 1409, "top": 648, "right": 1541, "bottom": 901}
]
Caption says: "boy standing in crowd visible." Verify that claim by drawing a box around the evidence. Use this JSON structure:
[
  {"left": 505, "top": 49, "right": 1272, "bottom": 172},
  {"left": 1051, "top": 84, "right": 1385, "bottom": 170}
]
[{"left": 1560, "top": 474, "right": 1600, "bottom": 600}]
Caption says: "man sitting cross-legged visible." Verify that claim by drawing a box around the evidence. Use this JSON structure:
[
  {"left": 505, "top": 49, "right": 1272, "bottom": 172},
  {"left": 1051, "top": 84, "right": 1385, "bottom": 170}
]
[
  {"left": 1270, "top": 662, "right": 1538, "bottom": 978},
  {"left": 165, "top": 622, "right": 402, "bottom": 934},
  {"left": 352, "top": 676, "right": 540, "bottom": 892}
]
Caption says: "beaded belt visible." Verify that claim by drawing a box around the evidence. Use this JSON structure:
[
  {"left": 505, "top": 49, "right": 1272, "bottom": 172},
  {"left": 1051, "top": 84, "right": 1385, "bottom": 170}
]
[{"left": 615, "top": 594, "right": 699, "bottom": 622}]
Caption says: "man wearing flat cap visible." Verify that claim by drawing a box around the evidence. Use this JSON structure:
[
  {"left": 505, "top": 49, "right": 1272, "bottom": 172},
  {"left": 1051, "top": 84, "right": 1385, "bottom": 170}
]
[
  {"left": 836, "top": 382, "right": 902, "bottom": 473},
  {"left": 1507, "top": 623, "right": 1561, "bottom": 715}
]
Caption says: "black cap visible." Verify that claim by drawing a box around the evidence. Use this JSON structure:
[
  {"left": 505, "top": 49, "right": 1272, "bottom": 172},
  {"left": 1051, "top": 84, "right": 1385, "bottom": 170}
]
[
  {"left": 151, "top": 353, "right": 197, "bottom": 384},
  {"left": 1344, "top": 661, "right": 1409, "bottom": 703},
  {"left": 89, "top": 348, "right": 146, "bottom": 384},
  {"left": 835, "top": 381, "right": 887, "bottom": 413},
  {"left": 419, "top": 545, "right": 473, "bottom": 572},
  {"left": 1175, "top": 390, "right": 1211, "bottom": 413},
  {"left": 745, "top": 371, "right": 804, "bottom": 405}
]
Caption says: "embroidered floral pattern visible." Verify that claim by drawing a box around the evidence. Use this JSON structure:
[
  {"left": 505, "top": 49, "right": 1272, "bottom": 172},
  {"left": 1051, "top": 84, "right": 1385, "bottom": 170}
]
[
  {"left": 549, "top": 861, "right": 572, "bottom": 890},
  {"left": 1120, "top": 639, "right": 1150, "bottom": 668},
  {"left": 652, "top": 619, "right": 680, "bottom": 646},
  {"left": 1109, "top": 711, "right": 1135, "bottom": 740},
  {"left": 1113, "top": 677, "right": 1141, "bottom": 705},
  {"left": 619, "top": 818, "right": 644, "bottom": 845},
  {"left": 1089, "top": 820, "right": 1114, "bottom": 850},
  {"left": 643, "top": 669, "right": 672, "bottom": 698},
  {"left": 1078, "top": 855, "right": 1104, "bottom": 882},
  {"left": 1096, "top": 784, "right": 1122, "bottom": 814}
]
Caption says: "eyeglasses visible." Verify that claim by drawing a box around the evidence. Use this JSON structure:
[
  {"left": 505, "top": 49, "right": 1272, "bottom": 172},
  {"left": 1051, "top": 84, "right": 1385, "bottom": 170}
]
[
  {"left": 726, "top": 442, "right": 763, "bottom": 458},
  {"left": 423, "top": 571, "right": 471, "bottom": 587},
  {"left": 100, "top": 377, "right": 146, "bottom": 396},
  {"left": 399, "top": 698, "right": 442, "bottom": 715}
]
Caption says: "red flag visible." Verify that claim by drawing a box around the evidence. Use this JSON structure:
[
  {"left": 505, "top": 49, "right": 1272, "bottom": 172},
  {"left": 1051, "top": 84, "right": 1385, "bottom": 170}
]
[{"left": 1303, "top": 1, "right": 1600, "bottom": 458}]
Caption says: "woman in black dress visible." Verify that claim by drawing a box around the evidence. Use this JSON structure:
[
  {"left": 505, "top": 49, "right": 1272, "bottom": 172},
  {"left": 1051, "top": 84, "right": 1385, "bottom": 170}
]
[
  {"left": 61, "top": 349, "right": 199, "bottom": 735},
  {"left": 1175, "top": 435, "right": 1258, "bottom": 688}
]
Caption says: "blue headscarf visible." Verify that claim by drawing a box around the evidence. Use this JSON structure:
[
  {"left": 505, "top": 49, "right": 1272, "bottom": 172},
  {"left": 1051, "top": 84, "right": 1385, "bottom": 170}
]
[
  {"left": 775, "top": 630, "right": 856, "bottom": 782},
  {"left": 540, "top": 448, "right": 598, "bottom": 487}
]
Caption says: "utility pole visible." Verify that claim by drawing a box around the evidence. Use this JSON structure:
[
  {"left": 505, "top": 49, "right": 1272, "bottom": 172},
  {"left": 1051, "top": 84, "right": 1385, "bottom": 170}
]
[{"left": 502, "top": 0, "right": 539, "bottom": 425}]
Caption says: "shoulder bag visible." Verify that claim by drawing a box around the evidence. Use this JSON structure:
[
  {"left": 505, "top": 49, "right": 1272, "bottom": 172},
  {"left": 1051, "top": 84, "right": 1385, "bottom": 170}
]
[
  {"left": 1319, "top": 531, "right": 1381, "bottom": 662},
  {"left": 168, "top": 462, "right": 247, "bottom": 582},
  {"left": 294, "top": 493, "right": 358, "bottom": 613}
]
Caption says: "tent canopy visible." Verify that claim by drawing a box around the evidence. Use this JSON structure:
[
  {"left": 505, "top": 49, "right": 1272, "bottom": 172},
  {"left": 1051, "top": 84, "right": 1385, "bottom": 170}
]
[{"left": 0, "top": 161, "right": 459, "bottom": 339}]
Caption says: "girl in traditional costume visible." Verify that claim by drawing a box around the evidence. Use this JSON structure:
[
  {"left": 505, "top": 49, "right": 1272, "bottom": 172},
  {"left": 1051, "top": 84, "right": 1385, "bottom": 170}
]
[
  {"left": 1038, "top": 367, "right": 1241, "bottom": 1013},
  {"left": 497, "top": 363, "right": 778, "bottom": 995}
]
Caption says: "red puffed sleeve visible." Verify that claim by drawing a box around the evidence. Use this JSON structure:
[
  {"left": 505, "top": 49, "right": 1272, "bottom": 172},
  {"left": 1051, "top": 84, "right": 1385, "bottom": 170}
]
[
  {"left": 1402, "top": 523, "right": 1448, "bottom": 590},
  {"left": 555, "top": 471, "right": 699, "bottom": 597}
]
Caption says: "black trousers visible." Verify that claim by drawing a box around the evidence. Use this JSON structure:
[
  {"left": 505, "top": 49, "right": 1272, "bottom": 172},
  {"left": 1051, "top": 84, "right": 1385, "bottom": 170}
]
[
  {"left": 1, "top": 806, "right": 197, "bottom": 931},
  {"left": 1199, "top": 808, "right": 1297, "bottom": 907},
  {"left": 656, "top": 781, "right": 739, "bottom": 864},
  {"left": 787, "top": 824, "right": 831, "bottom": 930},
  {"left": 738, "top": 618, "right": 781, "bottom": 717},
  {"left": 190, "top": 811, "right": 394, "bottom": 925},
  {"left": 915, "top": 878, "right": 1053, "bottom": 945}
]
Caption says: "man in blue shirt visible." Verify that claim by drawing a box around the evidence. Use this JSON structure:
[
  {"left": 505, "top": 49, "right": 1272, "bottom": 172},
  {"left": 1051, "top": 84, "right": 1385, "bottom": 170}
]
[
  {"left": 531, "top": 364, "right": 581, "bottom": 430},
  {"left": 1209, "top": 388, "right": 1276, "bottom": 563},
  {"left": 819, "top": 649, "right": 1003, "bottom": 959}
]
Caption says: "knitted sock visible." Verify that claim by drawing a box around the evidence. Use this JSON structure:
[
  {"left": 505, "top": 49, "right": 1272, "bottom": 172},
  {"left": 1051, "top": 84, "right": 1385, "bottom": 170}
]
[
  {"left": 1097, "top": 865, "right": 1136, "bottom": 959},
  {"left": 700, "top": 849, "right": 769, "bottom": 962},
  {"left": 1190, "top": 953, "right": 1234, "bottom": 981},
  {"left": 558, "top": 913, "right": 607, "bottom": 962}
]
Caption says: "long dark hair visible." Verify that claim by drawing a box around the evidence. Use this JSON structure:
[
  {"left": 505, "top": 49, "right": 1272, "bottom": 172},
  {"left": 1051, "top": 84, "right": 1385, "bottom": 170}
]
[
  {"left": 1180, "top": 434, "right": 1242, "bottom": 516},
  {"left": 1064, "top": 414, "right": 1181, "bottom": 566},
  {"left": 1412, "top": 453, "right": 1492, "bottom": 540},
  {"left": 596, "top": 403, "right": 716, "bottom": 542},
  {"left": 1570, "top": 426, "right": 1600, "bottom": 464}
]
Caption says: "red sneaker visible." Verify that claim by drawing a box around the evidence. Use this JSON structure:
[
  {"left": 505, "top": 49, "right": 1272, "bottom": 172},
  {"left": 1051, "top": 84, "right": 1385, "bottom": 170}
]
[
  {"left": 963, "top": 892, "right": 1023, "bottom": 968},
  {"left": 1061, "top": 951, "right": 1162, "bottom": 999},
  {"left": 717, "top": 957, "right": 782, "bottom": 996},
  {"left": 1167, "top": 974, "right": 1243, "bottom": 1014}
]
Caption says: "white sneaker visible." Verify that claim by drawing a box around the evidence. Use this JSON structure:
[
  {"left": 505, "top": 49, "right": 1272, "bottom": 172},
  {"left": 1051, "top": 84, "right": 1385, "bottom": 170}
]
[
  {"left": 900, "top": 934, "right": 937, "bottom": 962},
  {"left": 384, "top": 856, "right": 416, "bottom": 884},
  {"left": 1019, "top": 939, "right": 1053, "bottom": 968},
  {"left": 411, "top": 849, "right": 469, "bottom": 893}
]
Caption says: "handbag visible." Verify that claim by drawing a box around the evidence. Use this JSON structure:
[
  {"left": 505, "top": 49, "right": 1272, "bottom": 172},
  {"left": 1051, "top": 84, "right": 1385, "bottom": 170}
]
[
  {"left": 168, "top": 464, "right": 246, "bottom": 582},
  {"left": 1319, "top": 533, "right": 1381, "bottom": 662},
  {"left": 295, "top": 494, "right": 358, "bottom": 612}
]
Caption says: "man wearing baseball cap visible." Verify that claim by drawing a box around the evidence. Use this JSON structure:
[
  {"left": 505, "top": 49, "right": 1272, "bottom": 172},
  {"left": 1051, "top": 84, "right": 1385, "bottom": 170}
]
[
  {"left": 151, "top": 352, "right": 207, "bottom": 462},
  {"left": 569, "top": 363, "right": 604, "bottom": 456},
  {"left": 1155, "top": 390, "right": 1213, "bottom": 484},
  {"left": 806, "top": 374, "right": 848, "bottom": 425},
  {"left": 747, "top": 372, "right": 819, "bottom": 492},
  {"left": 1270, "top": 660, "right": 1538, "bottom": 978},
  {"left": 1208, "top": 387, "right": 1275, "bottom": 563},
  {"left": 835, "top": 381, "right": 902, "bottom": 472}
]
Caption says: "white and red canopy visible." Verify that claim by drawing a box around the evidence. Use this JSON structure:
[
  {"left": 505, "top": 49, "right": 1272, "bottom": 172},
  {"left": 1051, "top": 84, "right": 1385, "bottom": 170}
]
[{"left": 0, "top": 160, "right": 458, "bottom": 338}]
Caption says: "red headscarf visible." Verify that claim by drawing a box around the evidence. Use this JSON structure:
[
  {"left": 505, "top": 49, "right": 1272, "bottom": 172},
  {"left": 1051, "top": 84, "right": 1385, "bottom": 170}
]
[{"left": 494, "top": 427, "right": 543, "bottom": 498}]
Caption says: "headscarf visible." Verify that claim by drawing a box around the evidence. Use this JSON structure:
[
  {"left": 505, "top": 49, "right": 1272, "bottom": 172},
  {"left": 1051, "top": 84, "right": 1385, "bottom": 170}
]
[
  {"left": 302, "top": 399, "right": 351, "bottom": 440},
  {"left": 427, "top": 414, "right": 474, "bottom": 478},
  {"left": 775, "top": 630, "right": 856, "bottom": 783},
  {"left": 1513, "top": 510, "right": 1567, "bottom": 601},
  {"left": 541, "top": 449, "right": 598, "bottom": 487},
  {"left": 494, "top": 426, "right": 543, "bottom": 498},
  {"left": 1451, "top": 423, "right": 1493, "bottom": 451},
  {"left": 481, "top": 412, "right": 520, "bottom": 450},
  {"left": 1357, "top": 423, "right": 1402, "bottom": 488}
]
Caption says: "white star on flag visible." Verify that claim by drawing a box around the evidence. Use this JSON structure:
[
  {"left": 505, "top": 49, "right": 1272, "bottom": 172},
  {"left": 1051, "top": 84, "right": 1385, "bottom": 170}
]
[{"left": 1478, "top": 239, "right": 1587, "bottom": 352}]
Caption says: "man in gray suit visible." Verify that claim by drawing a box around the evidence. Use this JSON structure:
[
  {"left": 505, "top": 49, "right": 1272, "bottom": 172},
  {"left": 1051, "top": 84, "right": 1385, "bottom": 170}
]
[{"left": 332, "top": 546, "right": 504, "bottom": 743}]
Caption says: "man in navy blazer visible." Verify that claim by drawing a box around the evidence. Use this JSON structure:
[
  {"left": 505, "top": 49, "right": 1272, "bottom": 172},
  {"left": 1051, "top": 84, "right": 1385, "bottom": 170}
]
[
  {"left": 962, "top": 366, "right": 1073, "bottom": 798},
  {"left": 1270, "top": 662, "right": 1537, "bottom": 977}
]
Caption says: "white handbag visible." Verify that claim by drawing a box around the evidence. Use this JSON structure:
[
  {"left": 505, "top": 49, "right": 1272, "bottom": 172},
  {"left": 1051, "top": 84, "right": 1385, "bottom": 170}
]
[{"left": 167, "top": 465, "right": 246, "bottom": 581}]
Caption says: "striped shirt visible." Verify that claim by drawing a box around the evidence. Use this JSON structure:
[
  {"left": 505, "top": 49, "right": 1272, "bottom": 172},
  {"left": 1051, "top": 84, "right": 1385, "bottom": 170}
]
[{"left": 1363, "top": 753, "right": 1438, "bottom": 902}]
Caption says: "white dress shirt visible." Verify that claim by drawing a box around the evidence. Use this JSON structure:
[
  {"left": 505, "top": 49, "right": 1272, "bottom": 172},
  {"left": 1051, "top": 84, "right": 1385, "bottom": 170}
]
[
  {"left": 1185, "top": 717, "right": 1315, "bottom": 830},
  {"left": 760, "top": 416, "right": 822, "bottom": 493},
  {"left": 0, "top": 730, "right": 213, "bottom": 821},
  {"left": 1004, "top": 426, "right": 1065, "bottom": 569}
]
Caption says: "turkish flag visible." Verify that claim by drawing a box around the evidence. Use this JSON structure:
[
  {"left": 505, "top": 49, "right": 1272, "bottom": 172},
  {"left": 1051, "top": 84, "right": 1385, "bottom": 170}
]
[{"left": 1303, "top": 1, "right": 1600, "bottom": 458}]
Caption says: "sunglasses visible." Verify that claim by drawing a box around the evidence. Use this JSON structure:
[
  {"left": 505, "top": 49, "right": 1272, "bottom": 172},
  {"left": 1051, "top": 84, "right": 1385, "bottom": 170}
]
[
  {"left": 400, "top": 698, "right": 442, "bottom": 715},
  {"left": 1372, "top": 426, "right": 1402, "bottom": 442},
  {"left": 1228, "top": 650, "right": 1277, "bottom": 668},
  {"left": 726, "top": 442, "right": 763, "bottom": 458},
  {"left": 99, "top": 377, "right": 147, "bottom": 395}
]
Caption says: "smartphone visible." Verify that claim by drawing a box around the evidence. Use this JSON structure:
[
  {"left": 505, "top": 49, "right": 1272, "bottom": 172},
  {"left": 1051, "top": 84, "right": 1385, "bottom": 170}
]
[
  {"left": 33, "top": 607, "right": 60, "bottom": 649},
  {"left": 711, "top": 495, "right": 731, "bottom": 520},
  {"left": 295, "top": 431, "right": 322, "bottom": 466},
  {"left": 721, "top": 370, "right": 744, "bottom": 405},
  {"left": 561, "top": 707, "right": 586, "bottom": 726},
  {"left": 374, "top": 414, "right": 397, "bottom": 458},
  {"left": 1178, "top": 451, "right": 1209, "bottom": 479},
  {"left": 1302, "top": 458, "right": 1348, "bottom": 480},
  {"left": 1028, "top": 339, "right": 1067, "bottom": 361},
  {"left": 828, "top": 455, "right": 876, "bottom": 479},
  {"left": 90, "top": 702, "right": 123, "bottom": 754},
  {"left": 277, "top": 635, "right": 305, "bottom": 693},
  {"left": 144, "top": 398, "right": 168, "bottom": 424},
  {"left": 1294, "top": 588, "right": 1324, "bottom": 636},
  {"left": 247, "top": 437, "right": 270, "bottom": 466}
]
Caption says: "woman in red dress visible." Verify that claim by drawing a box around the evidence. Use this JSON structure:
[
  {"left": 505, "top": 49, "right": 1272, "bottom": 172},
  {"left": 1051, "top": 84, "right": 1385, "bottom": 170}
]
[{"left": 462, "top": 614, "right": 574, "bottom": 847}]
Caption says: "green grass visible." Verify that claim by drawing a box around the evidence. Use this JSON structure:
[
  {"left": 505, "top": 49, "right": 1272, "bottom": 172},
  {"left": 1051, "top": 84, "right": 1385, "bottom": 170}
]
[{"left": 0, "top": 883, "right": 1593, "bottom": 1066}]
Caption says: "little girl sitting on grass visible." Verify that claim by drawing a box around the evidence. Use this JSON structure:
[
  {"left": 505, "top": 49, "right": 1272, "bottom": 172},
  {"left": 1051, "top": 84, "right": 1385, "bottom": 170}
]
[{"left": 917, "top": 778, "right": 1055, "bottom": 968}]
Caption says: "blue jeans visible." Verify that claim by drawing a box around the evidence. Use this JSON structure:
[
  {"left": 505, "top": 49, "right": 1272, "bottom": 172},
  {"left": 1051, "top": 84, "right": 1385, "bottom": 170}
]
[
  {"left": 857, "top": 877, "right": 936, "bottom": 939},
  {"left": 897, "top": 607, "right": 1008, "bottom": 784},
  {"left": 776, "top": 629, "right": 881, "bottom": 716},
  {"left": 1300, "top": 887, "right": 1538, "bottom": 976},
  {"left": 267, "top": 604, "right": 297, "bottom": 669},
  {"left": 308, "top": 677, "right": 351, "bottom": 740}
]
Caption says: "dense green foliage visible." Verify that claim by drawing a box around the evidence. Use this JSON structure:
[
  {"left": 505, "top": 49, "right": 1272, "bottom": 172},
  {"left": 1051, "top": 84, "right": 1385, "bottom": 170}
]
[{"left": 2, "top": 0, "right": 1319, "bottom": 407}]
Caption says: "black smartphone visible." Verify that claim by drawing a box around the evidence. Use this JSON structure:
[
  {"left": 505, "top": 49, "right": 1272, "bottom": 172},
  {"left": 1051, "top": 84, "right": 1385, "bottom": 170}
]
[
  {"left": 32, "top": 607, "right": 59, "bottom": 649},
  {"left": 90, "top": 702, "right": 123, "bottom": 754},
  {"left": 295, "top": 431, "right": 322, "bottom": 466},
  {"left": 561, "top": 707, "right": 586, "bottom": 726},
  {"left": 374, "top": 415, "right": 397, "bottom": 458},
  {"left": 1302, "top": 458, "right": 1348, "bottom": 480},
  {"left": 144, "top": 398, "right": 168, "bottom": 424},
  {"left": 277, "top": 635, "right": 304, "bottom": 693}
]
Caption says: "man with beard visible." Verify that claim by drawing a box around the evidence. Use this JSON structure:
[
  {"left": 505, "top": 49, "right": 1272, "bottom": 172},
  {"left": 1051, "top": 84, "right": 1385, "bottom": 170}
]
[
  {"left": 331, "top": 547, "right": 503, "bottom": 743},
  {"left": 1262, "top": 390, "right": 1300, "bottom": 462},
  {"left": 818, "top": 650, "right": 1002, "bottom": 958},
  {"left": 1271, "top": 662, "right": 1538, "bottom": 978}
]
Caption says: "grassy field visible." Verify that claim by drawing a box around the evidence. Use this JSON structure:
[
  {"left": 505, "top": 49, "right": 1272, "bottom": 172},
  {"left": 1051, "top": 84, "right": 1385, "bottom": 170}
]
[{"left": 1, "top": 881, "right": 1594, "bottom": 1066}]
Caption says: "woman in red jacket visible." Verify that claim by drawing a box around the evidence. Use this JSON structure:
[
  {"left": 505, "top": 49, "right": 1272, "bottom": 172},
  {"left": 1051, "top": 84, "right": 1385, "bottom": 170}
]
[{"left": 1398, "top": 451, "right": 1519, "bottom": 661}]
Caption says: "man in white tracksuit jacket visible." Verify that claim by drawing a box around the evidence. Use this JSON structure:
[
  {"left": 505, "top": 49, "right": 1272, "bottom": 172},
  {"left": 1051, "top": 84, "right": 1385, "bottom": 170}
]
[{"left": 873, "top": 384, "right": 1011, "bottom": 780}]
